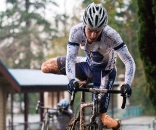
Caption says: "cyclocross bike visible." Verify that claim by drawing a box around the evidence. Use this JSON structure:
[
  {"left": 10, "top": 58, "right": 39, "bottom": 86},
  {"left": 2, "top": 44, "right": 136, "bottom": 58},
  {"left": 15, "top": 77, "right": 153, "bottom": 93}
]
[
  {"left": 67, "top": 82, "right": 127, "bottom": 130},
  {"left": 36, "top": 100, "right": 58, "bottom": 130}
]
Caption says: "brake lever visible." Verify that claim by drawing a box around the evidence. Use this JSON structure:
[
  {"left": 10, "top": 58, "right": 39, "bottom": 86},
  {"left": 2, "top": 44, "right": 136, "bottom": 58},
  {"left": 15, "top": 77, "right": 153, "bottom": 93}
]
[
  {"left": 121, "top": 85, "right": 127, "bottom": 109},
  {"left": 121, "top": 95, "right": 126, "bottom": 109},
  {"left": 70, "top": 81, "right": 79, "bottom": 106}
]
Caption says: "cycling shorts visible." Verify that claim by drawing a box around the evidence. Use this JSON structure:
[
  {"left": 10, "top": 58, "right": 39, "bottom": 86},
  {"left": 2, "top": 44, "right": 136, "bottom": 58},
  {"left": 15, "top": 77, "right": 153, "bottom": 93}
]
[{"left": 57, "top": 56, "right": 116, "bottom": 113}]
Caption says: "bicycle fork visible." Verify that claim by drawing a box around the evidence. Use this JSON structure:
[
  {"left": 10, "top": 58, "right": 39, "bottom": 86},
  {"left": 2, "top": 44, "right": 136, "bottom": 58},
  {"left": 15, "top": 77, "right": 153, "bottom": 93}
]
[
  {"left": 80, "top": 102, "right": 93, "bottom": 130},
  {"left": 90, "top": 94, "right": 99, "bottom": 123}
]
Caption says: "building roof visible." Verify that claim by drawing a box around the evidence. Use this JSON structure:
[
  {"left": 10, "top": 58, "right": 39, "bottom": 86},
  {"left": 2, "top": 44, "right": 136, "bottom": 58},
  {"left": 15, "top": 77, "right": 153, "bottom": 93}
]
[
  {"left": 9, "top": 69, "right": 69, "bottom": 92},
  {"left": 9, "top": 69, "right": 68, "bottom": 86},
  {"left": 0, "top": 61, "right": 20, "bottom": 92}
]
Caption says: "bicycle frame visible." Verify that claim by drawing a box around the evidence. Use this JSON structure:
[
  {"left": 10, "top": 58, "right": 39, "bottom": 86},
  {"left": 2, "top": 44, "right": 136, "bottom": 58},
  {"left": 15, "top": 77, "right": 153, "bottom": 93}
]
[
  {"left": 69, "top": 86, "right": 127, "bottom": 130},
  {"left": 80, "top": 91, "right": 93, "bottom": 130}
]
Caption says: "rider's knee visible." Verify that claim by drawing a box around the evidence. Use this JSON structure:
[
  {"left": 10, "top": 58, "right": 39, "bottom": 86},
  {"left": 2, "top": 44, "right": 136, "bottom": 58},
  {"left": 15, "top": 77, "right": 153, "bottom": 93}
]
[
  {"left": 41, "top": 58, "right": 61, "bottom": 74},
  {"left": 41, "top": 62, "right": 49, "bottom": 73}
]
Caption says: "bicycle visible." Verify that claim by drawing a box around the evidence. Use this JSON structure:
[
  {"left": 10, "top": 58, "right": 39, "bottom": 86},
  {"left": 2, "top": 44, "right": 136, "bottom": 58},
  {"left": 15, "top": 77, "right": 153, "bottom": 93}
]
[
  {"left": 67, "top": 82, "right": 127, "bottom": 130},
  {"left": 36, "top": 100, "right": 58, "bottom": 130}
]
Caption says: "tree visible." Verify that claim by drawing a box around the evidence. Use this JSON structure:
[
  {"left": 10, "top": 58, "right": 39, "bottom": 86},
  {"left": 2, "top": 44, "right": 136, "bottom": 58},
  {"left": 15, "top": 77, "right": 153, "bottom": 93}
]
[
  {"left": 137, "top": 0, "right": 156, "bottom": 115},
  {"left": 47, "top": 3, "right": 84, "bottom": 58},
  {"left": 0, "top": 0, "right": 58, "bottom": 69}
]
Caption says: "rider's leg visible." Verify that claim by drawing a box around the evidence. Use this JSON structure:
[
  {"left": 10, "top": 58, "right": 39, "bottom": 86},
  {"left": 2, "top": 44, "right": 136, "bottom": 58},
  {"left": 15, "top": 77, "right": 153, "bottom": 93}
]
[
  {"left": 41, "top": 57, "right": 62, "bottom": 74},
  {"left": 94, "top": 68, "right": 121, "bottom": 129},
  {"left": 41, "top": 56, "right": 89, "bottom": 81},
  {"left": 100, "top": 113, "right": 118, "bottom": 128}
]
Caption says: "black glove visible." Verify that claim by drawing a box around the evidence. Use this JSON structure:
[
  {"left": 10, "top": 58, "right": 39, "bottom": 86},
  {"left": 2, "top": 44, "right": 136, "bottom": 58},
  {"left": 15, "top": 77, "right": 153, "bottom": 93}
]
[
  {"left": 67, "top": 79, "right": 78, "bottom": 95},
  {"left": 121, "top": 84, "right": 132, "bottom": 97}
]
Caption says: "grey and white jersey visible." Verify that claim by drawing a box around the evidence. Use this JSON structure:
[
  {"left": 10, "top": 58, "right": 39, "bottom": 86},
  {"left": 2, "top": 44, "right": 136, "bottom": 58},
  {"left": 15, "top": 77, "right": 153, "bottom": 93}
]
[{"left": 66, "top": 22, "right": 135, "bottom": 85}]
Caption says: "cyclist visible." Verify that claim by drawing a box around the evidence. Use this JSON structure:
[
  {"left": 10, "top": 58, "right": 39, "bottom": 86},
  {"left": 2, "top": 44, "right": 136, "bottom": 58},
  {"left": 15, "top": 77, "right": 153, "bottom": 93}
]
[
  {"left": 41, "top": 2, "right": 135, "bottom": 130},
  {"left": 48, "top": 99, "right": 73, "bottom": 130}
]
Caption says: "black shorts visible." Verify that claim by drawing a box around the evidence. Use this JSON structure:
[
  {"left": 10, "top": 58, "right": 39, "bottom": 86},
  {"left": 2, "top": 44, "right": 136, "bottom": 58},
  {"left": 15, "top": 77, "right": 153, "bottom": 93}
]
[
  {"left": 57, "top": 56, "right": 88, "bottom": 81},
  {"left": 57, "top": 56, "right": 66, "bottom": 75}
]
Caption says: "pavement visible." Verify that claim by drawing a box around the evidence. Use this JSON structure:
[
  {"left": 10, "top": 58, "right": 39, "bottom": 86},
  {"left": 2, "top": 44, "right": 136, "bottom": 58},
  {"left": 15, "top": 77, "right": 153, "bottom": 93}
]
[
  {"left": 7, "top": 115, "right": 155, "bottom": 130},
  {"left": 122, "top": 116, "right": 155, "bottom": 130},
  {"left": 122, "top": 116, "right": 155, "bottom": 124},
  {"left": 7, "top": 115, "right": 155, "bottom": 124}
]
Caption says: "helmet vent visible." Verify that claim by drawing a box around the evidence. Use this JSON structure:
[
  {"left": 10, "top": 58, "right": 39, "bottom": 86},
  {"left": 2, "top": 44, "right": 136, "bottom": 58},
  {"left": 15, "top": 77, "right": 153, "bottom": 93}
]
[
  {"left": 98, "top": 20, "right": 105, "bottom": 28},
  {"left": 95, "top": 15, "right": 98, "bottom": 26},
  {"left": 88, "top": 18, "right": 93, "bottom": 27},
  {"left": 99, "top": 8, "right": 102, "bottom": 14},
  {"left": 96, "top": 6, "right": 99, "bottom": 11}
]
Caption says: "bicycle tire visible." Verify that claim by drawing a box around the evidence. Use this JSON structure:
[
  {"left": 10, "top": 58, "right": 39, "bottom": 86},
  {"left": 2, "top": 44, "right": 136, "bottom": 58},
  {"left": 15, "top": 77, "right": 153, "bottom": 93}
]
[
  {"left": 97, "top": 116, "right": 103, "bottom": 130},
  {"left": 86, "top": 116, "right": 103, "bottom": 130},
  {"left": 68, "top": 117, "right": 80, "bottom": 130},
  {"left": 87, "top": 124, "right": 97, "bottom": 130},
  {"left": 41, "top": 113, "right": 49, "bottom": 130},
  {"left": 68, "top": 116, "right": 103, "bottom": 130}
]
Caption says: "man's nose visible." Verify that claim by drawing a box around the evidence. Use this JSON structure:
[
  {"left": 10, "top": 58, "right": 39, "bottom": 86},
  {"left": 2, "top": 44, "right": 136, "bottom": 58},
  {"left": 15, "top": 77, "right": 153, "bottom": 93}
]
[{"left": 91, "top": 32, "right": 97, "bottom": 38}]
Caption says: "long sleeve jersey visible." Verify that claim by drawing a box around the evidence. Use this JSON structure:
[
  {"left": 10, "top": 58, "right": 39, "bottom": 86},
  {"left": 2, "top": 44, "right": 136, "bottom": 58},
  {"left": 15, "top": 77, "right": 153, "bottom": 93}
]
[{"left": 66, "top": 23, "right": 135, "bottom": 85}]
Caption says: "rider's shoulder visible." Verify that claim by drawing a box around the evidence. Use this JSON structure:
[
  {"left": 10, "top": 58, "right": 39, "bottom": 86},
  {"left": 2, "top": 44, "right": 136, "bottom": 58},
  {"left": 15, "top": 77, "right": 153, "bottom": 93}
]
[
  {"left": 103, "top": 25, "right": 119, "bottom": 36},
  {"left": 103, "top": 25, "right": 122, "bottom": 43},
  {"left": 70, "top": 22, "right": 84, "bottom": 33},
  {"left": 69, "top": 23, "right": 84, "bottom": 42}
]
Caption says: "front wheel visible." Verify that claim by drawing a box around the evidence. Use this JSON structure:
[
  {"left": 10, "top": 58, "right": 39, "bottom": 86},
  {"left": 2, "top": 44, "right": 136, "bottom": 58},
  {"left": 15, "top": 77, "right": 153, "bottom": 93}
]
[
  {"left": 41, "top": 113, "right": 49, "bottom": 130},
  {"left": 97, "top": 116, "right": 103, "bottom": 130},
  {"left": 87, "top": 122, "right": 103, "bottom": 130}
]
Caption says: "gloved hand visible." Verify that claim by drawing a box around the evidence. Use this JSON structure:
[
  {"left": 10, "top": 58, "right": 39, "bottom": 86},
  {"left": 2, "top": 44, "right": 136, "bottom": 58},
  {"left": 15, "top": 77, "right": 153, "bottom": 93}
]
[
  {"left": 120, "top": 84, "right": 132, "bottom": 97},
  {"left": 67, "top": 79, "right": 78, "bottom": 95}
]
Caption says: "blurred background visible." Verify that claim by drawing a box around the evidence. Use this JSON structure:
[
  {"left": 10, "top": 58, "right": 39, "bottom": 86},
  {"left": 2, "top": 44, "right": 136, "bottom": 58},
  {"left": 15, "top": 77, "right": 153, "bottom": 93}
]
[{"left": 0, "top": 0, "right": 156, "bottom": 130}]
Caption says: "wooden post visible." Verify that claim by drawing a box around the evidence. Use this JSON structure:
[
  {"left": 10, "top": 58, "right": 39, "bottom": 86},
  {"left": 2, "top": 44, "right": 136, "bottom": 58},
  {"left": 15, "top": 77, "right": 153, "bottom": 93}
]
[
  {"left": 40, "top": 92, "right": 44, "bottom": 121},
  {"left": 24, "top": 93, "right": 28, "bottom": 130},
  {"left": 11, "top": 94, "right": 14, "bottom": 130}
]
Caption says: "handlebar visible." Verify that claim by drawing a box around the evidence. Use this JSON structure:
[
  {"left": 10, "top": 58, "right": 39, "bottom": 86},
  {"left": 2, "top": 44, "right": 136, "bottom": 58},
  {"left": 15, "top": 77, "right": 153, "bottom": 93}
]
[
  {"left": 70, "top": 86, "right": 128, "bottom": 109},
  {"left": 36, "top": 100, "right": 59, "bottom": 114}
]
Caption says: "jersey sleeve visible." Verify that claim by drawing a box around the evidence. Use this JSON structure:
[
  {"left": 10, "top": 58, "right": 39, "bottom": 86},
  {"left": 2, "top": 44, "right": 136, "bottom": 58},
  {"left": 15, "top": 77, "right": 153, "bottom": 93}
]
[
  {"left": 66, "top": 42, "right": 79, "bottom": 81},
  {"left": 66, "top": 25, "right": 82, "bottom": 81},
  {"left": 115, "top": 45, "right": 136, "bottom": 86},
  {"left": 68, "top": 26, "right": 82, "bottom": 43}
]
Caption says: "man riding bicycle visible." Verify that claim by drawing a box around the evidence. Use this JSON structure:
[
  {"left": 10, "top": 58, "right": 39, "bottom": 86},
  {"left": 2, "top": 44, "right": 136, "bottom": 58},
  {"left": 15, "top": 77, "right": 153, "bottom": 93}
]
[{"left": 41, "top": 2, "right": 136, "bottom": 130}]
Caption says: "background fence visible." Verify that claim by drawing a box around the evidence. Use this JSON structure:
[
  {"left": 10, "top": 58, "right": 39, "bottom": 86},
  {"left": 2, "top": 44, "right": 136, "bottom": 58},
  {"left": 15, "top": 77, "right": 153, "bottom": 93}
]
[{"left": 7, "top": 106, "right": 155, "bottom": 130}]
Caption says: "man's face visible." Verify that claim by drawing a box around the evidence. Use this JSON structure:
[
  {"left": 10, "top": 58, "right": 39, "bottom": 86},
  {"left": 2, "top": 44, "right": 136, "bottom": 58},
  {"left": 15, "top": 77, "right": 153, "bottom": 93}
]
[{"left": 84, "top": 26, "right": 102, "bottom": 43}]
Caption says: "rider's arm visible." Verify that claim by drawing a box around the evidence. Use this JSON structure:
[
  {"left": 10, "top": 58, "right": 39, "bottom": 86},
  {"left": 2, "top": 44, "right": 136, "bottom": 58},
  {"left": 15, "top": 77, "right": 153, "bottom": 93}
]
[
  {"left": 64, "top": 109, "right": 73, "bottom": 118},
  {"left": 66, "top": 42, "right": 79, "bottom": 80},
  {"left": 104, "top": 26, "right": 135, "bottom": 85},
  {"left": 66, "top": 25, "right": 81, "bottom": 81},
  {"left": 115, "top": 44, "right": 136, "bottom": 85},
  {"left": 48, "top": 109, "right": 58, "bottom": 116}
]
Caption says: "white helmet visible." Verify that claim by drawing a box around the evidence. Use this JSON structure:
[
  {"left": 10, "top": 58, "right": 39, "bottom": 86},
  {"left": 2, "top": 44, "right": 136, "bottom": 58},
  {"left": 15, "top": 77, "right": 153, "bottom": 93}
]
[{"left": 83, "top": 2, "right": 108, "bottom": 30}]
